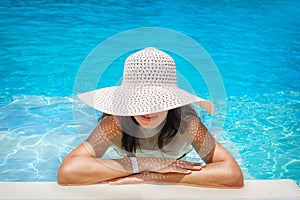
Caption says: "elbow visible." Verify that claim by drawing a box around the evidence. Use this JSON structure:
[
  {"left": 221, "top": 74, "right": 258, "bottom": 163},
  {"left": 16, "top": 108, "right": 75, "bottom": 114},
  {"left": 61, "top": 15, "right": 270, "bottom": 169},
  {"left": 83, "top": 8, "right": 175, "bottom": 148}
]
[
  {"left": 229, "top": 174, "right": 244, "bottom": 188},
  {"left": 225, "top": 167, "right": 244, "bottom": 188},
  {"left": 57, "top": 157, "right": 97, "bottom": 186},
  {"left": 57, "top": 161, "right": 78, "bottom": 186},
  {"left": 57, "top": 165, "right": 72, "bottom": 185}
]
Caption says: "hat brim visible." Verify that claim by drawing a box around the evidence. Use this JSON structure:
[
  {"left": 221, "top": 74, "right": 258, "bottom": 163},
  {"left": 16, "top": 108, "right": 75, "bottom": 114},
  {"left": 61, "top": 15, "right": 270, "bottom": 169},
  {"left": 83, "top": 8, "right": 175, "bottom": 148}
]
[{"left": 77, "top": 85, "right": 214, "bottom": 116}]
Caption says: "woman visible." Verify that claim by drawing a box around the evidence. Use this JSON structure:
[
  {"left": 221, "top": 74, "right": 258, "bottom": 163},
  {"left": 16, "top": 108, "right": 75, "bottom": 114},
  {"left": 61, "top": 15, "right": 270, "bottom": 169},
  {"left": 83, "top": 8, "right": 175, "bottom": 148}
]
[{"left": 57, "top": 47, "right": 244, "bottom": 188}]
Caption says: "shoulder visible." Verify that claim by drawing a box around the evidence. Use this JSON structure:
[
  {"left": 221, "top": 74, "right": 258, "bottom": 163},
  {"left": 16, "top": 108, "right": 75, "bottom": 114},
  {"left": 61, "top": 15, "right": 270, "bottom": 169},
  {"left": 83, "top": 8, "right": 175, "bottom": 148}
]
[
  {"left": 183, "top": 115, "right": 216, "bottom": 160},
  {"left": 95, "top": 115, "right": 123, "bottom": 142},
  {"left": 183, "top": 114, "right": 206, "bottom": 131},
  {"left": 182, "top": 114, "right": 208, "bottom": 141}
]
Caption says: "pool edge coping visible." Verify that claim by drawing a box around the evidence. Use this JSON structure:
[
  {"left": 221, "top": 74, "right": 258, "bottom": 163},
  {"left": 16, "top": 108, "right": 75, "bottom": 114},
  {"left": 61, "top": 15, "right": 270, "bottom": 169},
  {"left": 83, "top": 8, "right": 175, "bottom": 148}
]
[{"left": 1, "top": 179, "right": 299, "bottom": 199}]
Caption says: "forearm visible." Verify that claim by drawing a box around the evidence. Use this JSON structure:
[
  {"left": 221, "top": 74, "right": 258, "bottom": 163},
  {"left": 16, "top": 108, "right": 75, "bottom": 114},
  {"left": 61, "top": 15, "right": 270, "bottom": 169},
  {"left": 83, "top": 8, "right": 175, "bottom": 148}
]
[
  {"left": 57, "top": 156, "right": 133, "bottom": 185},
  {"left": 148, "top": 162, "right": 244, "bottom": 188},
  {"left": 57, "top": 156, "right": 196, "bottom": 185}
]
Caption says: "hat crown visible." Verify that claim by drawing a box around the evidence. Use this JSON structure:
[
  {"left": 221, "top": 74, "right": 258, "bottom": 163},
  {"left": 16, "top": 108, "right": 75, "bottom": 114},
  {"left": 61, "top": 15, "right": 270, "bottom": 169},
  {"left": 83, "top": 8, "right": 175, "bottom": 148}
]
[
  {"left": 77, "top": 47, "right": 214, "bottom": 116},
  {"left": 122, "top": 48, "right": 178, "bottom": 87}
]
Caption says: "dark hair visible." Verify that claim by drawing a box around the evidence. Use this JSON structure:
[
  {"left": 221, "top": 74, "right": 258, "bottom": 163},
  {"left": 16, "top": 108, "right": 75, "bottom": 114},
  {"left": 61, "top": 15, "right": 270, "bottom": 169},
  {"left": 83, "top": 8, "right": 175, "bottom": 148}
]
[{"left": 99, "top": 105, "right": 197, "bottom": 153}]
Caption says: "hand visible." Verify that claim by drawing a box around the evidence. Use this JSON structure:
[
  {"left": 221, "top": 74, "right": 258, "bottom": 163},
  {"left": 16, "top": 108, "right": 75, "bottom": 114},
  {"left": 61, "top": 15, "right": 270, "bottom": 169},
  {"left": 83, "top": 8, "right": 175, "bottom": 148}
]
[
  {"left": 154, "top": 159, "right": 205, "bottom": 174},
  {"left": 139, "top": 157, "right": 206, "bottom": 174},
  {"left": 108, "top": 172, "right": 163, "bottom": 185}
]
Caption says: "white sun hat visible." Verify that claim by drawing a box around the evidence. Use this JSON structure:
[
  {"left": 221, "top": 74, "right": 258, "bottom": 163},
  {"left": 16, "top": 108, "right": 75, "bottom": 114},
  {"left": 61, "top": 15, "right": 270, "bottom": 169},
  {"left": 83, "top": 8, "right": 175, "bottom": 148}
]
[{"left": 77, "top": 47, "right": 214, "bottom": 116}]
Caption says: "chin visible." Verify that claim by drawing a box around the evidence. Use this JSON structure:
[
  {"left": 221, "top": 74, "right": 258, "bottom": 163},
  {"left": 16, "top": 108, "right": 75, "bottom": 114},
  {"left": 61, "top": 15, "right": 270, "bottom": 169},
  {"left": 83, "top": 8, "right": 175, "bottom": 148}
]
[{"left": 139, "top": 124, "right": 159, "bottom": 129}]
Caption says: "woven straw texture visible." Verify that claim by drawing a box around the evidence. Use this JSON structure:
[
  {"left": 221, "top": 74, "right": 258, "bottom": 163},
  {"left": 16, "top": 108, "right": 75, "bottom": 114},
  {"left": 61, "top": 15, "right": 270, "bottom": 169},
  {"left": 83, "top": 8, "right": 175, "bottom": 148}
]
[{"left": 77, "top": 47, "right": 214, "bottom": 116}]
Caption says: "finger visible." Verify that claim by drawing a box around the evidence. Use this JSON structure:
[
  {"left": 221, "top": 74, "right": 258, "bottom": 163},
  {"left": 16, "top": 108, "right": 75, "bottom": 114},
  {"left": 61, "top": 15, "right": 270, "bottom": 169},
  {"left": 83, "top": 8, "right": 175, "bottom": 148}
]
[
  {"left": 109, "top": 177, "right": 144, "bottom": 185},
  {"left": 190, "top": 163, "right": 206, "bottom": 170},
  {"left": 175, "top": 161, "right": 203, "bottom": 170},
  {"left": 108, "top": 177, "right": 130, "bottom": 185},
  {"left": 173, "top": 164, "right": 206, "bottom": 174},
  {"left": 174, "top": 161, "right": 207, "bottom": 172},
  {"left": 192, "top": 162, "right": 203, "bottom": 167},
  {"left": 171, "top": 169, "right": 192, "bottom": 174},
  {"left": 185, "top": 161, "right": 203, "bottom": 167},
  {"left": 188, "top": 163, "right": 206, "bottom": 171},
  {"left": 167, "top": 167, "right": 192, "bottom": 174}
]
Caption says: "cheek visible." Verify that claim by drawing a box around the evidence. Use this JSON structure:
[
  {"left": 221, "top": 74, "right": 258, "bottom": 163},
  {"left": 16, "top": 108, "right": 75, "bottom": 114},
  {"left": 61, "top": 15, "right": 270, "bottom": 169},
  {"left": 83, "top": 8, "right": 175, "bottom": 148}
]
[
  {"left": 160, "top": 111, "right": 168, "bottom": 119},
  {"left": 158, "top": 113, "right": 168, "bottom": 122}
]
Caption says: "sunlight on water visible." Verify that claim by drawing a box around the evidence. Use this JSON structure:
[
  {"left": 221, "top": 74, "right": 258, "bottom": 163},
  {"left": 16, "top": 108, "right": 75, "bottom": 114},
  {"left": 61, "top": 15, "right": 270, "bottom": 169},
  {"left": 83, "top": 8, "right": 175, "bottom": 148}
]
[{"left": 0, "top": 0, "right": 299, "bottom": 183}]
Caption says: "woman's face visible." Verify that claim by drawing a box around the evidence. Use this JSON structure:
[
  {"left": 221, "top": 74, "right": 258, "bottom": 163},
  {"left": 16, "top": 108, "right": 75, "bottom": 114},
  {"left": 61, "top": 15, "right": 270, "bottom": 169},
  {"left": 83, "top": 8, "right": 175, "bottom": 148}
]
[{"left": 134, "top": 110, "right": 168, "bottom": 129}]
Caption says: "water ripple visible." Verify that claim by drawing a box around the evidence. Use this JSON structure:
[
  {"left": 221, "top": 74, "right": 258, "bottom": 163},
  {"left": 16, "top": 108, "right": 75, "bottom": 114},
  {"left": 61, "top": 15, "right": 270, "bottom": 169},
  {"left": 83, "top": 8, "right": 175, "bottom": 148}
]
[{"left": 224, "top": 91, "right": 300, "bottom": 183}]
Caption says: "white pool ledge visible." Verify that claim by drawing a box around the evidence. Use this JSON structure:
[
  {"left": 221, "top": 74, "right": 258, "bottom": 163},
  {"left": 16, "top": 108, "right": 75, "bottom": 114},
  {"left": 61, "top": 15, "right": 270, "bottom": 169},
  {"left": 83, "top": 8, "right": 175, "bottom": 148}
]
[{"left": 1, "top": 179, "right": 299, "bottom": 199}]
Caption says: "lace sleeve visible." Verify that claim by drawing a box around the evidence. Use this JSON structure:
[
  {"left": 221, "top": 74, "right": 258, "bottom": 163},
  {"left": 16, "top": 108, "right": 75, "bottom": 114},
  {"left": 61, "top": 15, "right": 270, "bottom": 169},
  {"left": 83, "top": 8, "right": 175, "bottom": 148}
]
[
  {"left": 85, "top": 115, "right": 122, "bottom": 157},
  {"left": 184, "top": 115, "right": 216, "bottom": 162}
]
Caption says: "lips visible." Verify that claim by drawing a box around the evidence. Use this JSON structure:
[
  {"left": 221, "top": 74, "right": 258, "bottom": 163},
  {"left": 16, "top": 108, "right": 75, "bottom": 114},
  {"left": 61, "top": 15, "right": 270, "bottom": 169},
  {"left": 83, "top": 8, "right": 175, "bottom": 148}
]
[{"left": 140, "top": 115, "right": 158, "bottom": 122}]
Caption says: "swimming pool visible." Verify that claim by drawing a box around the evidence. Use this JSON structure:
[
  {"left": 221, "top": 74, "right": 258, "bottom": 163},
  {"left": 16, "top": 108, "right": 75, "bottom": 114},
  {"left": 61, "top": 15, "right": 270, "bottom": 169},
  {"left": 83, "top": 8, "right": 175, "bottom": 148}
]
[{"left": 0, "top": 0, "right": 299, "bottom": 184}]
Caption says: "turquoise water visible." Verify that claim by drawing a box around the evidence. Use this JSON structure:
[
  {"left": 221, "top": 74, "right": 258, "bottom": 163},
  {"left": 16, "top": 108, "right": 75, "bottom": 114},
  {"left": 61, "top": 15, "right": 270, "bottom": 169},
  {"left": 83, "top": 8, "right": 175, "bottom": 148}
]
[{"left": 0, "top": 0, "right": 299, "bottom": 184}]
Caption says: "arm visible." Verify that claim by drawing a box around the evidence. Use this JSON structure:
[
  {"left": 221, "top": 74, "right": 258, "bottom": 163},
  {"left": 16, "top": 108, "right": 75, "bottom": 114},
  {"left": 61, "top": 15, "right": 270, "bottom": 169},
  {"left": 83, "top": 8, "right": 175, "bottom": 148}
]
[
  {"left": 110, "top": 117, "right": 244, "bottom": 188},
  {"left": 57, "top": 116, "right": 134, "bottom": 185},
  {"left": 57, "top": 143, "right": 204, "bottom": 185},
  {"left": 111, "top": 142, "right": 243, "bottom": 188},
  {"left": 174, "top": 116, "right": 244, "bottom": 188},
  {"left": 57, "top": 143, "right": 134, "bottom": 185},
  {"left": 141, "top": 142, "right": 244, "bottom": 188},
  {"left": 57, "top": 116, "right": 200, "bottom": 185}
]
